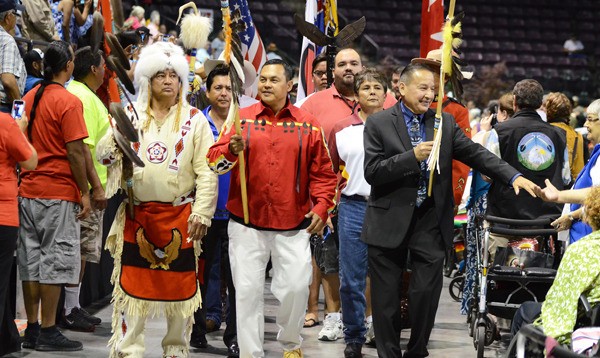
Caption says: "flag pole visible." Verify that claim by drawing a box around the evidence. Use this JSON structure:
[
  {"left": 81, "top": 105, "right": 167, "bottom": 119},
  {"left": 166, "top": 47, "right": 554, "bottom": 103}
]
[{"left": 221, "top": 0, "right": 250, "bottom": 224}]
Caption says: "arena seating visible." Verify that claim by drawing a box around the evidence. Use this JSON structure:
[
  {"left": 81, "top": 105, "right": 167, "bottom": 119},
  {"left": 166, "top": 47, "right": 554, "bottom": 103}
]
[{"left": 134, "top": 0, "right": 598, "bottom": 94}]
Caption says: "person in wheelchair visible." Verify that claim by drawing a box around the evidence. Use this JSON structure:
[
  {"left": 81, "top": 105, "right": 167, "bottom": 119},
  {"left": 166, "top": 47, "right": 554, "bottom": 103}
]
[{"left": 511, "top": 186, "right": 600, "bottom": 344}]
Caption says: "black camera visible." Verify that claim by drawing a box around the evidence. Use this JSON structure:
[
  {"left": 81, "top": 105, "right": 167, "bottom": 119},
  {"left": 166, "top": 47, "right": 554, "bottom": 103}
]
[{"left": 488, "top": 104, "right": 498, "bottom": 127}]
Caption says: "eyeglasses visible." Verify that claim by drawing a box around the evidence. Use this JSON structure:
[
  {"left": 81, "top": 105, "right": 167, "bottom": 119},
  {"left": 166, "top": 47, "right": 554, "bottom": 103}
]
[{"left": 312, "top": 70, "right": 326, "bottom": 77}]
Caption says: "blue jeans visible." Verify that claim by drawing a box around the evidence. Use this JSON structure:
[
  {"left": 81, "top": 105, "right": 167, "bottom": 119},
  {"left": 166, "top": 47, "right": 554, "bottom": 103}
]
[
  {"left": 338, "top": 196, "right": 368, "bottom": 344},
  {"left": 205, "top": 242, "right": 222, "bottom": 326}
]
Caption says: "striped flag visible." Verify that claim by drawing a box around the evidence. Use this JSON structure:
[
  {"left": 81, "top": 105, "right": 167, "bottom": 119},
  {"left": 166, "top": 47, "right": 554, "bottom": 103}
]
[
  {"left": 230, "top": 0, "right": 266, "bottom": 97},
  {"left": 420, "top": 0, "right": 444, "bottom": 57},
  {"left": 297, "top": 0, "right": 338, "bottom": 102}
]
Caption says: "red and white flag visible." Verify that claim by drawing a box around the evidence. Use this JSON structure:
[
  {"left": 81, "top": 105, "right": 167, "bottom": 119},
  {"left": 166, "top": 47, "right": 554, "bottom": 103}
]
[
  {"left": 297, "top": 0, "right": 321, "bottom": 102},
  {"left": 420, "top": 0, "right": 444, "bottom": 57}
]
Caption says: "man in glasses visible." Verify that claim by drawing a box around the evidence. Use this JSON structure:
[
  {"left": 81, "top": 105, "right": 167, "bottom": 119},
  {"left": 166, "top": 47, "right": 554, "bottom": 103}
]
[{"left": 295, "top": 54, "right": 328, "bottom": 108}]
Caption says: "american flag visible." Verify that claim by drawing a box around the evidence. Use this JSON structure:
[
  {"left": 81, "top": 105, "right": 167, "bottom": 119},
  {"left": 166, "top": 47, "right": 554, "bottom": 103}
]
[{"left": 230, "top": 0, "right": 266, "bottom": 97}]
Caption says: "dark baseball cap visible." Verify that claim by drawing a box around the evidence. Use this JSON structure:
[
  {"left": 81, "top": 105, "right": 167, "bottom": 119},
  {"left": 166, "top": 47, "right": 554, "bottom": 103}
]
[
  {"left": 24, "top": 48, "right": 43, "bottom": 63},
  {"left": 0, "top": 0, "right": 25, "bottom": 13}
]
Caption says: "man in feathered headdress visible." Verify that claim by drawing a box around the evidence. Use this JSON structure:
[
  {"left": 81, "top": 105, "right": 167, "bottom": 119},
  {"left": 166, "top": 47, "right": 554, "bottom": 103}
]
[{"left": 97, "top": 40, "right": 218, "bottom": 358}]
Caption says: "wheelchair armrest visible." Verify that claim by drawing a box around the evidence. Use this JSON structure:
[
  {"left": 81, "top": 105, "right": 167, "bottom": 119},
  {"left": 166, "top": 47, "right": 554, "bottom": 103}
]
[
  {"left": 579, "top": 295, "right": 592, "bottom": 316},
  {"left": 491, "top": 265, "right": 522, "bottom": 275},
  {"left": 523, "top": 267, "right": 557, "bottom": 277},
  {"left": 484, "top": 215, "right": 554, "bottom": 227}
]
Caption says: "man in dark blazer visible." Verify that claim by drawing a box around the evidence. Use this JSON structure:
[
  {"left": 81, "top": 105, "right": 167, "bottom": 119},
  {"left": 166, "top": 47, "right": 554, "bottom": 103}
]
[{"left": 362, "top": 63, "right": 539, "bottom": 358}]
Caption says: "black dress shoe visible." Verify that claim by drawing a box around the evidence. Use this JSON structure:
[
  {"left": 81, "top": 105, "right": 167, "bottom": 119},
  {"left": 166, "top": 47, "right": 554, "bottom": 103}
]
[
  {"left": 227, "top": 341, "right": 240, "bottom": 357},
  {"left": 189, "top": 334, "right": 208, "bottom": 348},
  {"left": 344, "top": 343, "right": 362, "bottom": 358}
]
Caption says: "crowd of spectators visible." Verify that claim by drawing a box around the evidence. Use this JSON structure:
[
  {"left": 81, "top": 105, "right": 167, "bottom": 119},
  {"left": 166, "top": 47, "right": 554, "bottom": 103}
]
[{"left": 3, "top": 0, "right": 600, "bottom": 357}]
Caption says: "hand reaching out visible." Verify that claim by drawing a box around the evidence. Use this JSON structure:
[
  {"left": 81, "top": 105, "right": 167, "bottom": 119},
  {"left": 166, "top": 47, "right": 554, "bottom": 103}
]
[{"left": 534, "top": 179, "right": 560, "bottom": 202}]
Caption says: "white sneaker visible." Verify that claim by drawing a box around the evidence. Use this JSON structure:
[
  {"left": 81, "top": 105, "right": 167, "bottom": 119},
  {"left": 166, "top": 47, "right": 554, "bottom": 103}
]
[
  {"left": 318, "top": 313, "right": 343, "bottom": 341},
  {"left": 365, "top": 320, "right": 375, "bottom": 345}
]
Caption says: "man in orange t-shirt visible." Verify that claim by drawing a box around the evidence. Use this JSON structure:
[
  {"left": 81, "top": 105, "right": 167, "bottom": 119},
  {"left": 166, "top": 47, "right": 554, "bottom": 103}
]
[
  {"left": 0, "top": 112, "right": 37, "bottom": 356},
  {"left": 17, "top": 41, "right": 91, "bottom": 352}
]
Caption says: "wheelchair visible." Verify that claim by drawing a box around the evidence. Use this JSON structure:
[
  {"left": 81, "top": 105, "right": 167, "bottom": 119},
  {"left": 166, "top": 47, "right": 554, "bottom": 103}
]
[
  {"left": 505, "top": 295, "right": 600, "bottom": 357},
  {"left": 470, "top": 214, "right": 559, "bottom": 358}
]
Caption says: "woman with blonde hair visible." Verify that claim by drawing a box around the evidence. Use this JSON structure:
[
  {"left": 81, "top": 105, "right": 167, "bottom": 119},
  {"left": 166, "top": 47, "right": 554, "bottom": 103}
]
[{"left": 123, "top": 5, "right": 145, "bottom": 30}]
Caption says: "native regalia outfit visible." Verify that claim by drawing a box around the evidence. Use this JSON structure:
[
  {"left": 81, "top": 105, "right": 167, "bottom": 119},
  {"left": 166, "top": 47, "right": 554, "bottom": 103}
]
[{"left": 97, "top": 42, "right": 217, "bottom": 358}]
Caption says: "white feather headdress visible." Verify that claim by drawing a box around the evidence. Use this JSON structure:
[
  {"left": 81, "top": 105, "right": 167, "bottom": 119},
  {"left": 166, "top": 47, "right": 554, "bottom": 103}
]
[{"left": 134, "top": 42, "right": 190, "bottom": 110}]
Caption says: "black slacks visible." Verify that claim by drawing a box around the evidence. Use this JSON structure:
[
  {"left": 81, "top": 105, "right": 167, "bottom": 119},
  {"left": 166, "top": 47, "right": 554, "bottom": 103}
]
[
  {"left": 0, "top": 225, "right": 20, "bottom": 356},
  {"left": 368, "top": 199, "right": 446, "bottom": 358},
  {"left": 192, "top": 219, "right": 237, "bottom": 346}
]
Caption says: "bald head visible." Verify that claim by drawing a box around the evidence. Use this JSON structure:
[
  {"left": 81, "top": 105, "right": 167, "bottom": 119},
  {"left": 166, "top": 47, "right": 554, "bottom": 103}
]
[{"left": 334, "top": 48, "right": 363, "bottom": 95}]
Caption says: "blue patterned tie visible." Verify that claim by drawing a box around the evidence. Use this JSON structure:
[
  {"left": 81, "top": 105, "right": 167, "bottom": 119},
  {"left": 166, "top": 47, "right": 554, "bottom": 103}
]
[{"left": 409, "top": 115, "right": 427, "bottom": 207}]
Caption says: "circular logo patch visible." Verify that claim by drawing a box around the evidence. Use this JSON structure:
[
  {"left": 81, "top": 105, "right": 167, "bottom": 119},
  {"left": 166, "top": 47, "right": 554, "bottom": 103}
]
[
  {"left": 517, "top": 132, "right": 555, "bottom": 171},
  {"left": 146, "top": 141, "right": 168, "bottom": 164}
]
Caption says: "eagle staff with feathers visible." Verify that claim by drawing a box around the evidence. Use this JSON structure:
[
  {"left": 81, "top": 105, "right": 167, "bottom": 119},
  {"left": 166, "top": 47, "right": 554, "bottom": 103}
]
[
  {"left": 218, "top": 0, "right": 250, "bottom": 223},
  {"left": 426, "top": 0, "right": 467, "bottom": 195}
]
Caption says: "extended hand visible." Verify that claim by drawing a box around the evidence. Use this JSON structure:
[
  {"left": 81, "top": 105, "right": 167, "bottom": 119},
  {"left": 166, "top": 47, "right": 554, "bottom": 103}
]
[
  {"left": 228, "top": 134, "right": 246, "bottom": 156},
  {"left": 91, "top": 187, "right": 107, "bottom": 210},
  {"left": 534, "top": 179, "right": 560, "bottom": 202},
  {"left": 305, "top": 211, "right": 325, "bottom": 235},
  {"left": 414, "top": 141, "right": 433, "bottom": 162},
  {"left": 551, "top": 215, "right": 573, "bottom": 232},
  {"left": 15, "top": 113, "right": 28, "bottom": 134},
  {"left": 317, "top": 216, "right": 334, "bottom": 237},
  {"left": 78, "top": 192, "right": 92, "bottom": 220},
  {"left": 188, "top": 216, "right": 208, "bottom": 241},
  {"left": 480, "top": 114, "right": 493, "bottom": 132},
  {"left": 512, "top": 176, "right": 539, "bottom": 197}
]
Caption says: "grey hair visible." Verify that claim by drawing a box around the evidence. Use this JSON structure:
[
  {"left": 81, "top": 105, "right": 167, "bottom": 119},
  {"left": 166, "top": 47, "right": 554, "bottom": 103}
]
[
  {"left": 354, "top": 68, "right": 388, "bottom": 94},
  {"left": 130, "top": 6, "right": 145, "bottom": 18},
  {"left": 513, "top": 79, "right": 544, "bottom": 110},
  {"left": 150, "top": 10, "right": 160, "bottom": 24},
  {"left": 587, "top": 99, "right": 600, "bottom": 118},
  {"left": 0, "top": 10, "right": 12, "bottom": 22}
]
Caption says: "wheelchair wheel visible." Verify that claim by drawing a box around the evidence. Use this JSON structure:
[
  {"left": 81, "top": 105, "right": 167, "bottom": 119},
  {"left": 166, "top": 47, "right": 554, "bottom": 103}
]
[
  {"left": 475, "top": 325, "right": 485, "bottom": 358},
  {"left": 485, "top": 317, "right": 497, "bottom": 345},
  {"left": 449, "top": 276, "right": 464, "bottom": 302}
]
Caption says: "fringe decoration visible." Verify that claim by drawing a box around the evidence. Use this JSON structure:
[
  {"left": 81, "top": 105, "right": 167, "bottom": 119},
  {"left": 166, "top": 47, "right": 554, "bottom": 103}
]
[
  {"left": 427, "top": 116, "right": 443, "bottom": 174},
  {"left": 172, "top": 87, "right": 183, "bottom": 132},
  {"left": 106, "top": 204, "right": 203, "bottom": 358},
  {"left": 143, "top": 82, "right": 153, "bottom": 133},
  {"left": 97, "top": 129, "right": 123, "bottom": 199}
]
